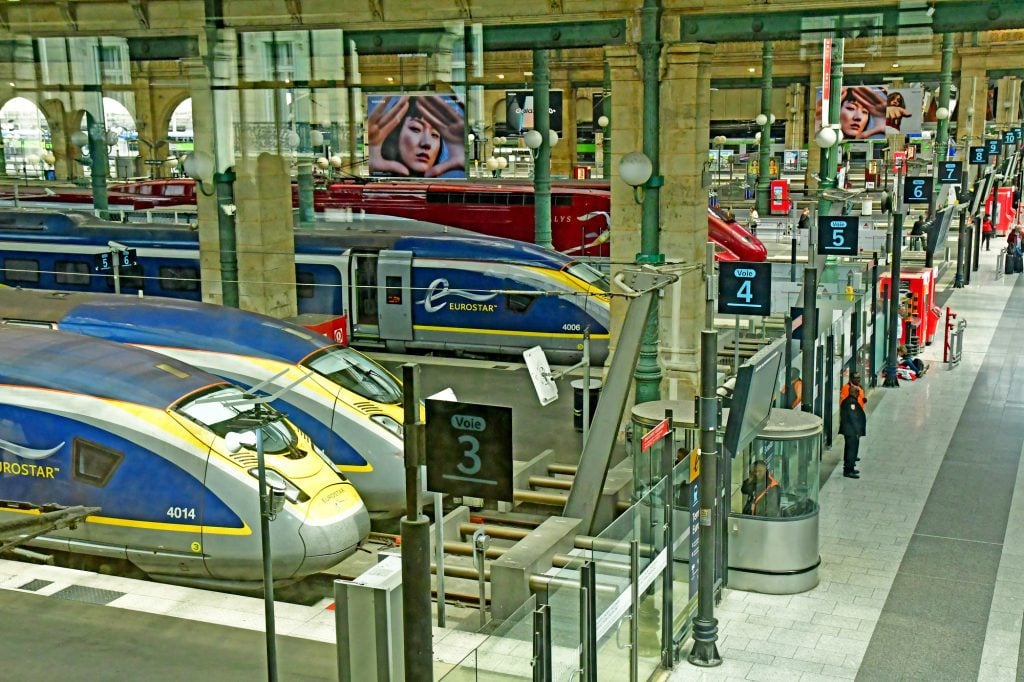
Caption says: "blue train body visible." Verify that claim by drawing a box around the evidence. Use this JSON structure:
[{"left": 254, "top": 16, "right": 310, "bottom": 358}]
[
  {"left": 0, "top": 209, "right": 610, "bottom": 363},
  {"left": 0, "top": 288, "right": 409, "bottom": 518},
  {"left": 0, "top": 326, "right": 370, "bottom": 588}
]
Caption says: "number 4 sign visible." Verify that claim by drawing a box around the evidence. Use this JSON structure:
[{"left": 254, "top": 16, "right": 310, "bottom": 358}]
[{"left": 718, "top": 261, "right": 772, "bottom": 316}]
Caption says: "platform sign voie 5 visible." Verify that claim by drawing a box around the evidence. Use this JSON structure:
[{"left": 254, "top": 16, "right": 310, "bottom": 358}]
[
  {"left": 938, "top": 161, "right": 963, "bottom": 185},
  {"left": 718, "top": 262, "right": 771, "bottom": 316},
  {"left": 903, "top": 176, "right": 933, "bottom": 205},
  {"left": 969, "top": 146, "right": 988, "bottom": 165},
  {"left": 425, "top": 399, "right": 513, "bottom": 502},
  {"left": 817, "top": 216, "right": 859, "bottom": 256}
]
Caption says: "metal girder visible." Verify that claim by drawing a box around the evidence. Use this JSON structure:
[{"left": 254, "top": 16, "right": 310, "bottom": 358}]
[
  {"left": 127, "top": 36, "right": 200, "bottom": 61},
  {"left": 128, "top": 0, "right": 149, "bottom": 29},
  {"left": 681, "top": 7, "right": 920, "bottom": 42},
  {"left": 349, "top": 20, "right": 626, "bottom": 56},
  {"left": 932, "top": 2, "right": 1024, "bottom": 33},
  {"left": 481, "top": 20, "right": 626, "bottom": 51},
  {"left": 711, "top": 75, "right": 810, "bottom": 89}
]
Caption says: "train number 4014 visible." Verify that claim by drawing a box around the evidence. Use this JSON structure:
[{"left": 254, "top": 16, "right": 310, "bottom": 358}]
[{"left": 166, "top": 506, "right": 197, "bottom": 520}]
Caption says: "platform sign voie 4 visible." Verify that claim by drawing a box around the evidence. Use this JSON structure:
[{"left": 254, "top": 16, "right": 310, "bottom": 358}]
[
  {"left": 718, "top": 261, "right": 771, "bottom": 316},
  {"left": 817, "top": 216, "right": 859, "bottom": 256},
  {"left": 425, "top": 399, "right": 513, "bottom": 502}
]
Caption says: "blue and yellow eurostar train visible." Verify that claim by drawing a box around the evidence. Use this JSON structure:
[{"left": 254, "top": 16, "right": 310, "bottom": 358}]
[
  {"left": 0, "top": 209, "right": 611, "bottom": 364},
  {"left": 0, "top": 326, "right": 370, "bottom": 589},
  {"left": 0, "top": 287, "right": 407, "bottom": 518}
]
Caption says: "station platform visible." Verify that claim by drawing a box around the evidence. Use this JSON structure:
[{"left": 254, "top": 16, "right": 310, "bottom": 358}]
[
  {"left": 670, "top": 247, "right": 1024, "bottom": 681},
  {"left": 1, "top": 248, "right": 1021, "bottom": 682}
]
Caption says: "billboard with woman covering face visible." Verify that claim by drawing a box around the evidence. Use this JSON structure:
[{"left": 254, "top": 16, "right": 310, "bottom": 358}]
[
  {"left": 815, "top": 85, "right": 923, "bottom": 141},
  {"left": 366, "top": 93, "right": 467, "bottom": 178}
]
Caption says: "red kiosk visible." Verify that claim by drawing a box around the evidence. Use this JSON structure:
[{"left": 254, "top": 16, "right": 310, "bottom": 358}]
[
  {"left": 984, "top": 187, "right": 1017, "bottom": 235},
  {"left": 879, "top": 267, "right": 941, "bottom": 348},
  {"left": 769, "top": 179, "right": 791, "bottom": 215}
]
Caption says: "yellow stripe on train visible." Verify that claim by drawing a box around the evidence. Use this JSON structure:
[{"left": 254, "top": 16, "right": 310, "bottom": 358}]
[
  {"left": 414, "top": 325, "right": 610, "bottom": 339},
  {"left": 0, "top": 506, "right": 252, "bottom": 536}
]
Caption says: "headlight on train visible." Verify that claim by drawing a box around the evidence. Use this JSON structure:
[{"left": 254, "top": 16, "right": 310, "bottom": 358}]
[
  {"left": 247, "top": 468, "right": 307, "bottom": 504},
  {"left": 370, "top": 414, "right": 404, "bottom": 439}
]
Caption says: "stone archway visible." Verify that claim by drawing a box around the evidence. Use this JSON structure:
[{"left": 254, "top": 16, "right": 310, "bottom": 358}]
[{"left": 0, "top": 95, "right": 52, "bottom": 179}]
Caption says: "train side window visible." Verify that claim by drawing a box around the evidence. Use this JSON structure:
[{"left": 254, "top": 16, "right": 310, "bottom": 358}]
[
  {"left": 105, "top": 264, "right": 145, "bottom": 292},
  {"left": 55, "top": 260, "right": 91, "bottom": 286},
  {"left": 296, "top": 270, "right": 315, "bottom": 299},
  {"left": 553, "top": 195, "right": 572, "bottom": 207},
  {"left": 3, "top": 258, "right": 40, "bottom": 283},
  {"left": 158, "top": 266, "right": 200, "bottom": 292},
  {"left": 72, "top": 438, "right": 124, "bottom": 488},
  {"left": 506, "top": 292, "right": 538, "bottom": 313}
]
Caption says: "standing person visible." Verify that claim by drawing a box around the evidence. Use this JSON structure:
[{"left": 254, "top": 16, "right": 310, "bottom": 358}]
[
  {"left": 783, "top": 368, "right": 803, "bottom": 409},
  {"left": 748, "top": 207, "right": 759, "bottom": 236},
  {"left": 838, "top": 372, "right": 867, "bottom": 479},
  {"left": 982, "top": 214, "right": 995, "bottom": 251},
  {"left": 741, "top": 460, "right": 780, "bottom": 516},
  {"left": 910, "top": 213, "right": 927, "bottom": 249},
  {"left": 797, "top": 206, "right": 811, "bottom": 230}
]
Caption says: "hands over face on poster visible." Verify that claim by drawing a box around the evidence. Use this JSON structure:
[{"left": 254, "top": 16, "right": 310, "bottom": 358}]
[
  {"left": 818, "top": 85, "right": 920, "bottom": 141},
  {"left": 367, "top": 94, "right": 467, "bottom": 178}
]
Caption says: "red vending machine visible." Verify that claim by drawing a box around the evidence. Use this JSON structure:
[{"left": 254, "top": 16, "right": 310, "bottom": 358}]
[
  {"left": 879, "top": 267, "right": 940, "bottom": 348},
  {"left": 984, "top": 187, "right": 1017, "bottom": 235},
  {"left": 769, "top": 179, "right": 791, "bottom": 215}
]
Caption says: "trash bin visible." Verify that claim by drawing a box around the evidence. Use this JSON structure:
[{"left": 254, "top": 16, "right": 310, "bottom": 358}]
[
  {"left": 861, "top": 199, "right": 872, "bottom": 217},
  {"left": 570, "top": 378, "right": 602, "bottom": 432}
]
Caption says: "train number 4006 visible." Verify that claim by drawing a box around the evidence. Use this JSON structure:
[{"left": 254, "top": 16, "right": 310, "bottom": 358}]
[
  {"left": 166, "top": 506, "right": 197, "bottom": 520},
  {"left": 562, "top": 323, "right": 582, "bottom": 332}
]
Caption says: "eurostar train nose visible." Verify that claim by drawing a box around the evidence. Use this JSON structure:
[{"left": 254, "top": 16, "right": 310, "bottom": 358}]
[{"left": 297, "top": 482, "right": 371, "bottom": 574}]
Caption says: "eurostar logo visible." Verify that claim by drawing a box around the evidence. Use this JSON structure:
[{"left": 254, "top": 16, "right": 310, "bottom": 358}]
[
  {"left": 418, "top": 278, "right": 498, "bottom": 313},
  {"left": 0, "top": 436, "right": 65, "bottom": 461}
]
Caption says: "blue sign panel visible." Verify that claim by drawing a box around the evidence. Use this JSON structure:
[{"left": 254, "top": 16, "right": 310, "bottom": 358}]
[
  {"left": 938, "top": 161, "right": 963, "bottom": 185},
  {"left": 817, "top": 216, "right": 859, "bottom": 256},
  {"left": 689, "top": 480, "right": 699, "bottom": 600},
  {"left": 718, "top": 261, "right": 772, "bottom": 316},
  {"left": 969, "top": 146, "right": 989, "bottom": 165},
  {"left": 1004, "top": 130, "right": 1017, "bottom": 145},
  {"left": 904, "top": 176, "right": 933, "bottom": 204},
  {"left": 1015, "top": 127, "right": 1023, "bottom": 144},
  {"left": 987, "top": 138, "right": 1001, "bottom": 157}
]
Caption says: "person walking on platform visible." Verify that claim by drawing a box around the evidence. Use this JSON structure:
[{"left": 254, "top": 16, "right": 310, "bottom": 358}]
[
  {"left": 839, "top": 372, "right": 867, "bottom": 479},
  {"left": 748, "top": 207, "right": 759, "bottom": 236},
  {"left": 797, "top": 206, "right": 811, "bottom": 231},
  {"left": 982, "top": 214, "right": 994, "bottom": 251}
]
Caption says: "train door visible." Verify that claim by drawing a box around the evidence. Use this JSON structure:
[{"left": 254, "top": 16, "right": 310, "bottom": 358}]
[
  {"left": 348, "top": 251, "right": 380, "bottom": 341},
  {"left": 376, "top": 250, "right": 413, "bottom": 343}
]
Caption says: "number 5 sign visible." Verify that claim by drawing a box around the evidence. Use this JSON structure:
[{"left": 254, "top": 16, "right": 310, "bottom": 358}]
[
  {"left": 817, "top": 216, "right": 859, "bottom": 256},
  {"left": 718, "top": 261, "right": 772, "bottom": 316}
]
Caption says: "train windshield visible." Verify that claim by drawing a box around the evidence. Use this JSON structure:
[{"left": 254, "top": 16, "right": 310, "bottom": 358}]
[
  {"left": 176, "top": 386, "right": 297, "bottom": 454},
  {"left": 303, "top": 347, "right": 402, "bottom": 404},
  {"left": 563, "top": 260, "right": 610, "bottom": 293}
]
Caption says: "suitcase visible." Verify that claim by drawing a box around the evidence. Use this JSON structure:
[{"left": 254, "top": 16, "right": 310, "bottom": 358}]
[
  {"left": 1006, "top": 251, "right": 1015, "bottom": 275},
  {"left": 1015, "top": 253, "right": 1023, "bottom": 274}
]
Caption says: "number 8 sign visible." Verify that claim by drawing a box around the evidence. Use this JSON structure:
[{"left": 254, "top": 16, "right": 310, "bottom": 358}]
[{"left": 718, "top": 261, "right": 772, "bottom": 316}]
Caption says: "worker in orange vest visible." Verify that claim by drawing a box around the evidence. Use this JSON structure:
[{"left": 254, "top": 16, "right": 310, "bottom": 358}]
[
  {"left": 741, "top": 460, "right": 780, "bottom": 516},
  {"left": 839, "top": 372, "right": 867, "bottom": 479}
]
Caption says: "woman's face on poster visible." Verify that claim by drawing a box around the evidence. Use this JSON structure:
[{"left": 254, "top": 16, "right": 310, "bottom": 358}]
[
  {"left": 398, "top": 115, "right": 442, "bottom": 174},
  {"left": 840, "top": 98, "right": 870, "bottom": 137}
]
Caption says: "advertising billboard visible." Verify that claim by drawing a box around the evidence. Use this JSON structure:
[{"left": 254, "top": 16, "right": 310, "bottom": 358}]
[
  {"left": 816, "top": 85, "right": 924, "bottom": 141},
  {"left": 365, "top": 93, "right": 467, "bottom": 178},
  {"left": 505, "top": 90, "right": 564, "bottom": 136}
]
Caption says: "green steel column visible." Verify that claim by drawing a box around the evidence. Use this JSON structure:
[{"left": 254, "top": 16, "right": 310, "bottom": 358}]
[
  {"left": 756, "top": 41, "right": 774, "bottom": 215},
  {"left": 933, "top": 33, "right": 955, "bottom": 208},
  {"left": 634, "top": 0, "right": 664, "bottom": 405},
  {"left": 86, "top": 112, "right": 109, "bottom": 214},
  {"left": 297, "top": 121, "right": 315, "bottom": 225},
  {"left": 817, "top": 38, "right": 843, "bottom": 218},
  {"left": 533, "top": 49, "right": 552, "bottom": 249},
  {"left": 602, "top": 61, "right": 612, "bottom": 181}
]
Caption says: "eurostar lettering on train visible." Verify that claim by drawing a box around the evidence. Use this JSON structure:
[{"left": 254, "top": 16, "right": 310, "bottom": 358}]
[
  {"left": 0, "top": 209, "right": 610, "bottom": 364},
  {"left": 0, "top": 288, "right": 408, "bottom": 518},
  {"left": 0, "top": 326, "right": 370, "bottom": 589}
]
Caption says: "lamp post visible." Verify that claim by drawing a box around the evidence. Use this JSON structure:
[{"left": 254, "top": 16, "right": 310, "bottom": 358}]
[{"left": 713, "top": 135, "right": 727, "bottom": 197}]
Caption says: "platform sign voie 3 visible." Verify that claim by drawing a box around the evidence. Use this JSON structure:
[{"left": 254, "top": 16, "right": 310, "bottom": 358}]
[
  {"left": 426, "top": 399, "right": 513, "bottom": 502},
  {"left": 817, "top": 216, "right": 859, "bottom": 256},
  {"left": 718, "top": 262, "right": 772, "bottom": 316}
]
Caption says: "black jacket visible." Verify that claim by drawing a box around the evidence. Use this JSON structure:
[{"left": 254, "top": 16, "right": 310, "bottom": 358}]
[
  {"left": 797, "top": 213, "right": 810, "bottom": 230},
  {"left": 839, "top": 393, "right": 867, "bottom": 437}
]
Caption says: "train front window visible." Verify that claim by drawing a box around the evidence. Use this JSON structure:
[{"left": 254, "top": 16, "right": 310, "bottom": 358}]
[
  {"left": 564, "top": 261, "right": 609, "bottom": 293},
  {"left": 176, "top": 386, "right": 297, "bottom": 454},
  {"left": 303, "top": 347, "right": 402, "bottom": 404}
]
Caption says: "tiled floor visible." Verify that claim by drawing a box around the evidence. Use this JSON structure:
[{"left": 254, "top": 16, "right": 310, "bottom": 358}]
[{"left": 670, "top": 252, "right": 1024, "bottom": 681}]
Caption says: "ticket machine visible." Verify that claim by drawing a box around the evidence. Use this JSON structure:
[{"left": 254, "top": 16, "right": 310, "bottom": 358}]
[
  {"left": 769, "top": 179, "right": 791, "bottom": 215},
  {"left": 985, "top": 187, "right": 1017, "bottom": 235}
]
